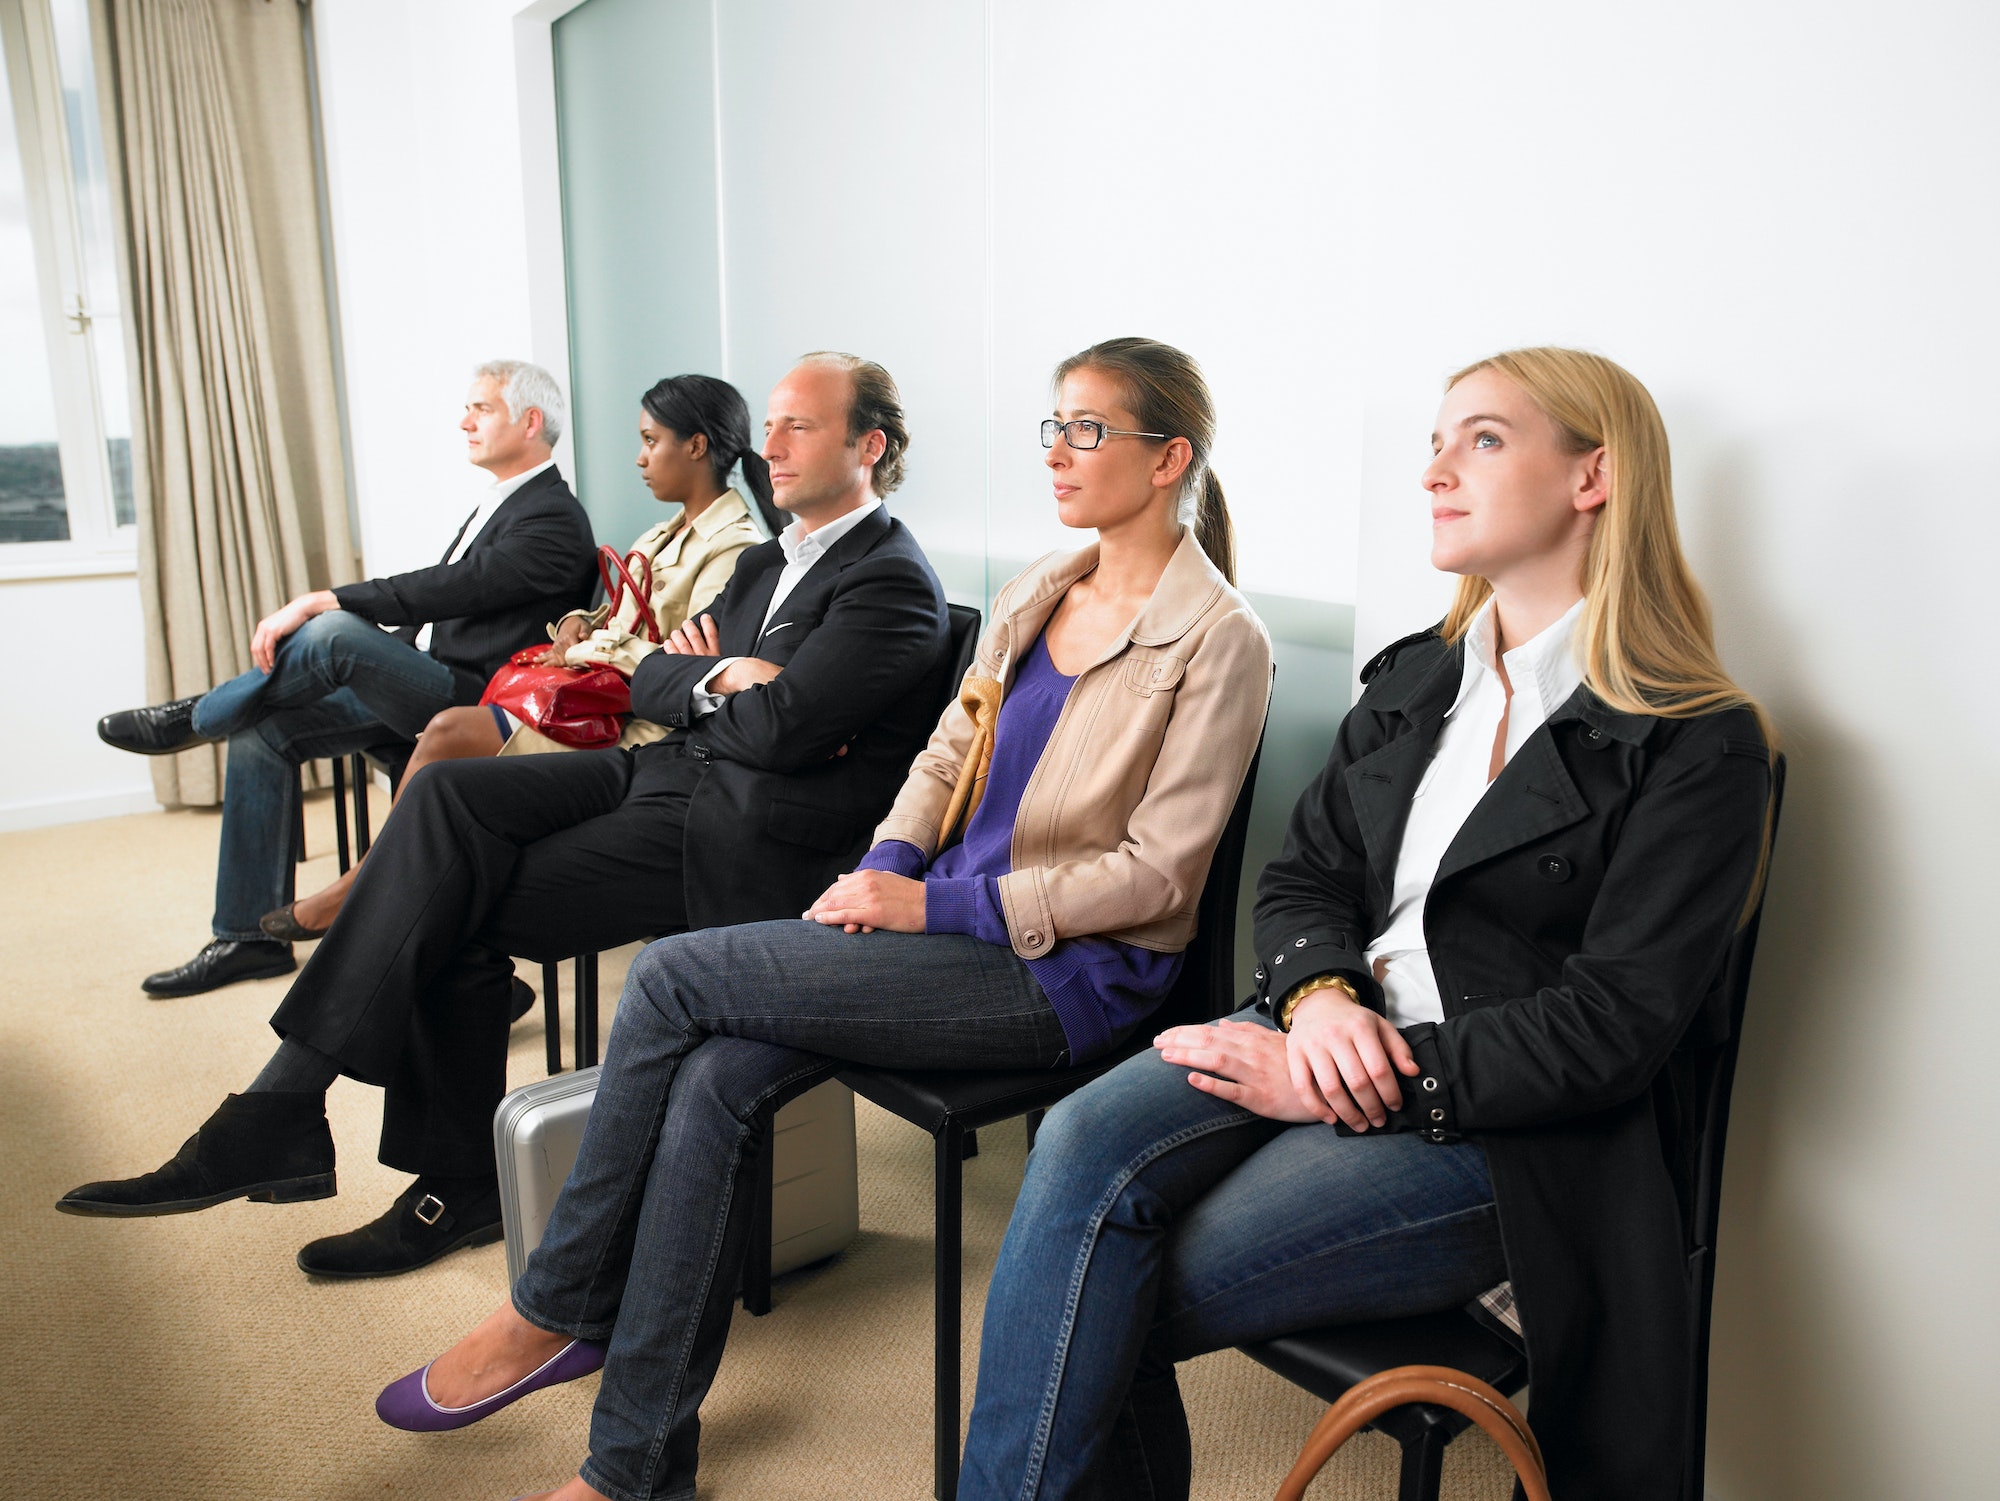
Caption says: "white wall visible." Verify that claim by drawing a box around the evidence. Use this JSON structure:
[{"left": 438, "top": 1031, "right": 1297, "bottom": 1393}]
[
  {"left": 300, "top": 3, "right": 1996, "bottom": 1497},
  {"left": 0, "top": 567, "right": 153, "bottom": 829},
  {"left": 310, "top": 0, "right": 577, "bottom": 582},
  {"left": 1341, "top": 4, "right": 1999, "bottom": 1498}
]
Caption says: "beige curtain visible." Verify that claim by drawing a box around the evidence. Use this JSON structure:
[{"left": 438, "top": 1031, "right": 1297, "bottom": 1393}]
[{"left": 92, "top": 0, "right": 354, "bottom": 807}]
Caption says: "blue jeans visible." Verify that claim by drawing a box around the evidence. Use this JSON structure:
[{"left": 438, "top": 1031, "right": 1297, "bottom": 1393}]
[
  {"left": 190, "top": 611, "right": 458, "bottom": 939},
  {"left": 956, "top": 1006, "right": 1509, "bottom": 1501},
  {"left": 511, "top": 919, "right": 1078, "bottom": 1501}
]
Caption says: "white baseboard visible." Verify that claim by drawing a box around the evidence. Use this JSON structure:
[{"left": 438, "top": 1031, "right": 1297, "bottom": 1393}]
[{"left": 0, "top": 787, "right": 163, "bottom": 833}]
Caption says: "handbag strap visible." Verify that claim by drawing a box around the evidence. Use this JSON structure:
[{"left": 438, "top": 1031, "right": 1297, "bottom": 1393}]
[
  {"left": 597, "top": 545, "right": 661, "bottom": 643},
  {"left": 1272, "top": 1365, "right": 1549, "bottom": 1501}
]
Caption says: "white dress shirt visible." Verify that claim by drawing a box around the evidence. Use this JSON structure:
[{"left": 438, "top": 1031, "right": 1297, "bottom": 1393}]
[
  {"left": 1368, "top": 596, "right": 1586, "bottom": 1028},
  {"left": 689, "top": 498, "right": 882, "bottom": 715},
  {"left": 414, "top": 458, "right": 557, "bottom": 651}
]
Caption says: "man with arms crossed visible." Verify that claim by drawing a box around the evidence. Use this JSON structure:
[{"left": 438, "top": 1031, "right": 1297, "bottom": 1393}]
[
  {"left": 98, "top": 360, "right": 597, "bottom": 997},
  {"left": 61, "top": 354, "right": 954, "bottom": 1281}
]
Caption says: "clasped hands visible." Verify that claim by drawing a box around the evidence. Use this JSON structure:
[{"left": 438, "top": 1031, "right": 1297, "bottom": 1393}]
[
  {"left": 1154, "top": 989, "right": 1420, "bottom": 1130},
  {"left": 803, "top": 869, "right": 925, "bottom": 934}
]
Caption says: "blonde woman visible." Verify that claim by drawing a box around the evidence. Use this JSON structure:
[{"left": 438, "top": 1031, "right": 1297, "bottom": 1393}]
[
  {"left": 265, "top": 374, "right": 776, "bottom": 939},
  {"left": 955, "top": 349, "right": 1777, "bottom": 1501},
  {"left": 365, "top": 339, "right": 1271, "bottom": 1501}
]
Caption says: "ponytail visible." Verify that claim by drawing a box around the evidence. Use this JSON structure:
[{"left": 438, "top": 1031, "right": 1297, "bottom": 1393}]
[
  {"left": 1052, "top": 337, "right": 1235, "bottom": 584},
  {"left": 736, "top": 450, "right": 785, "bottom": 537},
  {"left": 640, "top": 373, "right": 782, "bottom": 528},
  {"left": 1194, "top": 470, "right": 1236, "bottom": 584}
]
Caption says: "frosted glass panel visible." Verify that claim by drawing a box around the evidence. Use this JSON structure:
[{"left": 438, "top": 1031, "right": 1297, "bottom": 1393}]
[
  {"left": 553, "top": 0, "right": 723, "bottom": 553},
  {"left": 711, "top": 1, "right": 987, "bottom": 584}
]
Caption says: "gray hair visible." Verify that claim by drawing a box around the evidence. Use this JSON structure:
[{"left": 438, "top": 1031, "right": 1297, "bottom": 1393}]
[{"left": 473, "top": 359, "right": 567, "bottom": 447}]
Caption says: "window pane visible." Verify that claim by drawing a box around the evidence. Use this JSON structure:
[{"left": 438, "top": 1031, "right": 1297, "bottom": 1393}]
[
  {"left": 49, "top": 0, "right": 130, "bottom": 526},
  {"left": 0, "top": 23, "right": 69, "bottom": 543}
]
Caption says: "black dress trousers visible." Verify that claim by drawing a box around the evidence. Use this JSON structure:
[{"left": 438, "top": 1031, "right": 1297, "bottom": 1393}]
[{"left": 271, "top": 740, "right": 700, "bottom": 1175}]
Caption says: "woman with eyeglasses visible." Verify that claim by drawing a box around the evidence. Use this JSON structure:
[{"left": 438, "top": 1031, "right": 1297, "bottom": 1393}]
[
  {"left": 953, "top": 348, "right": 1778, "bottom": 1501},
  {"left": 367, "top": 337, "right": 1271, "bottom": 1501}
]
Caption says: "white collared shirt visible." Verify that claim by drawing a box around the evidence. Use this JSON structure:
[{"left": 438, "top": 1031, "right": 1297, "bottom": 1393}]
[
  {"left": 414, "top": 458, "right": 557, "bottom": 650},
  {"left": 690, "top": 498, "right": 882, "bottom": 715},
  {"left": 1367, "top": 596, "right": 1586, "bottom": 1027}
]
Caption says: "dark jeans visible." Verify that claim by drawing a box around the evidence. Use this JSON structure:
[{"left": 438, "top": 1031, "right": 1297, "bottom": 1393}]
[
  {"left": 511, "top": 920, "right": 1074, "bottom": 1501},
  {"left": 190, "top": 611, "right": 458, "bottom": 939},
  {"left": 955, "top": 1007, "right": 1510, "bottom": 1501},
  {"left": 271, "top": 744, "right": 700, "bottom": 1175}
]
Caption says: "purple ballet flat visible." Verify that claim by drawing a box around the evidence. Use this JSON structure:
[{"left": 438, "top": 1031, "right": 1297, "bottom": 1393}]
[{"left": 375, "top": 1337, "right": 607, "bottom": 1432}]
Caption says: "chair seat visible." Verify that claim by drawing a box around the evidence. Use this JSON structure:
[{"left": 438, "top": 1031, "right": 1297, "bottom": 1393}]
[
  {"left": 838, "top": 1039, "right": 1144, "bottom": 1137},
  {"left": 1241, "top": 1308, "right": 1527, "bottom": 1448}
]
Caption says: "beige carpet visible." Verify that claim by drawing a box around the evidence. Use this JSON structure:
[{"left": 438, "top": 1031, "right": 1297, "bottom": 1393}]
[{"left": 0, "top": 799, "right": 1515, "bottom": 1500}]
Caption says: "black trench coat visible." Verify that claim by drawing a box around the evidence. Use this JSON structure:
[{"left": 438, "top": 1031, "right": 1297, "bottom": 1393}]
[{"left": 1251, "top": 629, "right": 1772, "bottom": 1499}]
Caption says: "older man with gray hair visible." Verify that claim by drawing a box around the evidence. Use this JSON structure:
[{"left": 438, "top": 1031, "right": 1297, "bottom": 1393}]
[{"left": 99, "top": 360, "right": 597, "bottom": 997}]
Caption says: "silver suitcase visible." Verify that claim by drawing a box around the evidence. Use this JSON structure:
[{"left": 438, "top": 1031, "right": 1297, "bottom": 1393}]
[{"left": 494, "top": 1068, "right": 860, "bottom": 1286}]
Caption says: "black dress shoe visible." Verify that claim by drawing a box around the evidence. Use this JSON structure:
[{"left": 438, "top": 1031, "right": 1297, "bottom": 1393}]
[
  {"left": 260, "top": 903, "right": 329, "bottom": 942},
  {"left": 98, "top": 696, "right": 211, "bottom": 756},
  {"left": 56, "top": 1091, "right": 335, "bottom": 1217},
  {"left": 296, "top": 1175, "right": 503, "bottom": 1279},
  {"left": 142, "top": 938, "right": 295, "bottom": 997}
]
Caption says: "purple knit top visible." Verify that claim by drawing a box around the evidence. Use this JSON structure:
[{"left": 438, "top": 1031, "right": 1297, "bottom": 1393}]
[{"left": 856, "top": 630, "right": 1182, "bottom": 1060}]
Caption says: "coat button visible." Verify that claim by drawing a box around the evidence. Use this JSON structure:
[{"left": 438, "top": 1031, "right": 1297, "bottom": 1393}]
[
  {"left": 1582, "top": 725, "right": 1609, "bottom": 750},
  {"left": 1025, "top": 930, "right": 1044, "bottom": 947},
  {"left": 1537, "top": 853, "right": 1571, "bottom": 881},
  {"left": 1422, "top": 1077, "right": 1439, "bottom": 1092},
  {"left": 1273, "top": 954, "right": 1284, "bottom": 965},
  {"left": 1294, "top": 938, "right": 1308, "bottom": 947},
  {"left": 1430, "top": 1108, "right": 1445, "bottom": 1121}
]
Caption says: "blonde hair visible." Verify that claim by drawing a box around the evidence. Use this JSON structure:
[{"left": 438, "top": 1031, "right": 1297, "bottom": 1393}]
[{"left": 1443, "top": 347, "right": 1777, "bottom": 914}]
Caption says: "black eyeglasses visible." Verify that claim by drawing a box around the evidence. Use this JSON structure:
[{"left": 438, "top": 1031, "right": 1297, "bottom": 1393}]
[{"left": 1040, "top": 418, "right": 1169, "bottom": 451}]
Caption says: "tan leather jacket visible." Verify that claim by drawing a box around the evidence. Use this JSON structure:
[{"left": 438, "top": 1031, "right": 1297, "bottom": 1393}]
[{"left": 873, "top": 530, "right": 1272, "bottom": 959}]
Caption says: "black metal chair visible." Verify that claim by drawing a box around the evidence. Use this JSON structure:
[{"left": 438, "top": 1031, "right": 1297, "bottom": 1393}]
[{"left": 1241, "top": 761, "right": 1785, "bottom": 1501}]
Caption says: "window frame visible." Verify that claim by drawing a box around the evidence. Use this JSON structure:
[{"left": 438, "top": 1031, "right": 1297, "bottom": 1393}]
[{"left": 0, "top": 0, "right": 134, "bottom": 579}]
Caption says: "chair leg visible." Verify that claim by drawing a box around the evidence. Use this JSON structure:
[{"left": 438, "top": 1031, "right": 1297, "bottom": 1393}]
[
  {"left": 293, "top": 768, "right": 307, "bottom": 864},
  {"left": 962, "top": 1129, "right": 979, "bottom": 1161},
  {"left": 351, "top": 753, "right": 370, "bottom": 858},
  {"left": 934, "top": 1121, "right": 966, "bottom": 1501},
  {"left": 741, "top": 1114, "right": 775, "bottom": 1316},
  {"left": 1395, "top": 1424, "right": 1449, "bottom": 1501},
  {"left": 332, "top": 755, "right": 351, "bottom": 873},
  {"left": 576, "top": 952, "right": 600, "bottom": 1069},
  {"left": 542, "top": 963, "right": 563, "bottom": 1075}
]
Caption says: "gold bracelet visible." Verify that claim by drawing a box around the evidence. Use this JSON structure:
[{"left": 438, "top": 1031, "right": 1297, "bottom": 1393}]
[{"left": 1278, "top": 973, "right": 1358, "bottom": 1032}]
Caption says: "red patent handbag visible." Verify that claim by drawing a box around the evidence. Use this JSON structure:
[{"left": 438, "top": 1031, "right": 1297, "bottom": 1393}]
[{"left": 479, "top": 647, "right": 632, "bottom": 749}]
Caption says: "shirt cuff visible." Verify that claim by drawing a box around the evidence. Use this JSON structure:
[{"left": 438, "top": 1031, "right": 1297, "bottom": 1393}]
[
  {"left": 689, "top": 657, "right": 738, "bottom": 718},
  {"left": 855, "top": 840, "right": 929, "bottom": 879},
  {"left": 923, "top": 875, "right": 1012, "bottom": 948}
]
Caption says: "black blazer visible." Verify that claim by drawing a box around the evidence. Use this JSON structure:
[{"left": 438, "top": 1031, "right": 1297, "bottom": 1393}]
[
  {"left": 1252, "top": 629, "right": 1772, "bottom": 1501},
  {"left": 629, "top": 505, "right": 952, "bottom": 930},
  {"left": 331, "top": 465, "right": 597, "bottom": 701}
]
